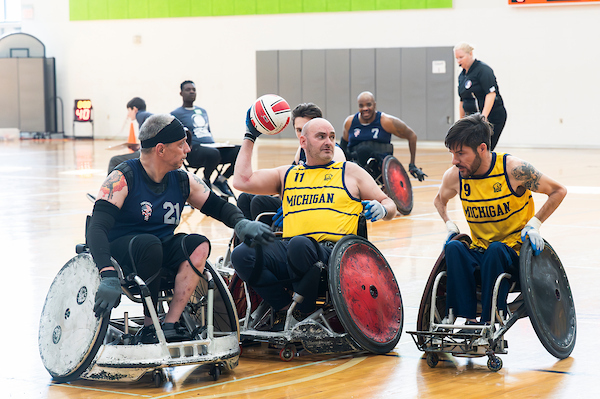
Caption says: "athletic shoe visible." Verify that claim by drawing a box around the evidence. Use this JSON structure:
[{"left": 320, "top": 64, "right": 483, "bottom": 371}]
[
  {"left": 134, "top": 324, "right": 158, "bottom": 344},
  {"left": 162, "top": 322, "right": 191, "bottom": 342},
  {"left": 213, "top": 176, "right": 234, "bottom": 197}
]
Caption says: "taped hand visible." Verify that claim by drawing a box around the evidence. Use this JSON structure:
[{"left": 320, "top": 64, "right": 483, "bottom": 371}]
[
  {"left": 244, "top": 108, "right": 262, "bottom": 142},
  {"left": 409, "top": 163, "right": 428, "bottom": 182},
  {"left": 521, "top": 217, "right": 544, "bottom": 256},
  {"left": 272, "top": 206, "right": 283, "bottom": 228},
  {"left": 235, "top": 219, "right": 276, "bottom": 246},
  {"left": 94, "top": 273, "right": 121, "bottom": 318},
  {"left": 445, "top": 220, "right": 460, "bottom": 245},
  {"left": 362, "top": 200, "right": 387, "bottom": 222}
]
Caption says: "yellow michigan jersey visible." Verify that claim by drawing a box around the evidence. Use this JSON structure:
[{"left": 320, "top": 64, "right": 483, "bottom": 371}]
[
  {"left": 460, "top": 152, "right": 535, "bottom": 253},
  {"left": 282, "top": 161, "right": 363, "bottom": 242}
]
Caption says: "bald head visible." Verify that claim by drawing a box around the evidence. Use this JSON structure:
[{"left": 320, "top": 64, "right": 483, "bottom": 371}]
[
  {"left": 356, "top": 91, "right": 377, "bottom": 123},
  {"left": 357, "top": 91, "right": 375, "bottom": 103},
  {"left": 299, "top": 118, "right": 336, "bottom": 165},
  {"left": 301, "top": 117, "right": 335, "bottom": 137}
]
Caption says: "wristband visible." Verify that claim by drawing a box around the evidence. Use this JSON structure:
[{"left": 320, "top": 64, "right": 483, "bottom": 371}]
[{"left": 526, "top": 216, "right": 542, "bottom": 230}]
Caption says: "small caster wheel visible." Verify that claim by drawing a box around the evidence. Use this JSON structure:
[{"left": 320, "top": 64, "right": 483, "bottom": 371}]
[
  {"left": 153, "top": 370, "right": 163, "bottom": 387},
  {"left": 279, "top": 344, "right": 296, "bottom": 362},
  {"left": 426, "top": 352, "right": 439, "bottom": 368},
  {"left": 487, "top": 355, "right": 503, "bottom": 372},
  {"left": 209, "top": 364, "right": 221, "bottom": 381}
]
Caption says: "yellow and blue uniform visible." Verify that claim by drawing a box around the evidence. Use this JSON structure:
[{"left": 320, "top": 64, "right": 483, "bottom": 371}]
[
  {"left": 446, "top": 152, "right": 536, "bottom": 322},
  {"left": 282, "top": 161, "right": 363, "bottom": 242},
  {"left": 231, "top": 161, "right": 363, "bottom": 314},
  {"left": 460, "top": 152, "right": 534, "bottom": 254}
]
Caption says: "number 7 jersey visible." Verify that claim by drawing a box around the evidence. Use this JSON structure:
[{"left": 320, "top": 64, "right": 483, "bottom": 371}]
[
  {"left": 459, "top": 152, "right": 535, "bottom": 253},
  {"left": 282, "top": 161, "right": 363, "bottom": 242}
]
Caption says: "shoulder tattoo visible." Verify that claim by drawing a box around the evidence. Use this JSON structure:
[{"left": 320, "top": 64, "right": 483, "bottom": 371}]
[
  {"left": 99, "top": 172, "right": 127, "bottom": 200},
  {"left": 511, "top": 161, "right": 543, "bottom": 191},
  {"left": 192, "top": 174, "right": 210, "bottom": 193}
]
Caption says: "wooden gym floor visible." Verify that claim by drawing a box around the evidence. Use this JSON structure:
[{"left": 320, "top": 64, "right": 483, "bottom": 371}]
[{"left": 1, "top": 137, "right": 598, "bottom": 398}]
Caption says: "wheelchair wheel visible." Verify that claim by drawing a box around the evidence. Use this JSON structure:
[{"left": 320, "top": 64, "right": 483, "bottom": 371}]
[
  {"left": 328, "top": 235, "right": 403, "bottom": 354},
  {"left": 381, "top": 155, "right": 413, "bottom": 215},
  {"left": 188, "top": 261, "right": 240, "bottom": 339},
  {"left": 38, "top": 253, "right": 109, "bottom": 382},
  {"left": 520, "top": 240, "right": 576, "bottom": 359},
  {"left": 415, "top": 234, "right": 472, "bottom": 345},
  {"left": 228, "top": 274, "right": 261, "bottom": 320}
]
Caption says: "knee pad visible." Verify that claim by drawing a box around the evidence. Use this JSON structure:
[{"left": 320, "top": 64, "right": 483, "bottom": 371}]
[
  {"left": 130, "top": 234, "right": 163, "bottom": 264},
  {"left": 181, "top": 233, "right": 211, "bottom": 258}
]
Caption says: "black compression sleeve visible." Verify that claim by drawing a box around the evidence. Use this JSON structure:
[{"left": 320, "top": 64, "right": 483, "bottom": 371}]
[
  {"left": 86, "top": 199, "right": 119, "bottom": 271},
  {"left": 200, "top": 191, "right": 245, "bottom": 229}
]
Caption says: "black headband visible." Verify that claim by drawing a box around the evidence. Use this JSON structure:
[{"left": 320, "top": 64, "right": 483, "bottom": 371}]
[{"left": 141, "top": 118, "right": 187, "bottom": 148}]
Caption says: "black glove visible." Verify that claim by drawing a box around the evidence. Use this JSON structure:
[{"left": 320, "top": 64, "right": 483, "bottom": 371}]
[
  {"left": 244, "top": 108, "right": 262, "bottom": 143},
  {"left": 94, "top": 271, "right": 121, "bottom": 317},
  {"left": 409, "top": 163, "right": 427, "bottom": 182},
  {"left": 235, "top": 219, "right": 276, "bottom": 246}
]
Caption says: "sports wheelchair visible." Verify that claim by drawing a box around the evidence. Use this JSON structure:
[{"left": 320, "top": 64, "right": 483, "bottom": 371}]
[
  {"left": 38, "top": 243, "right": 240, "bottom": 386},
  {"left": 407, "top": 234, "right": 576, "bottom": 371},
  {"left": 347, "top": 141, "right": 413, "bottom": 215},
  {"left": 216, "top": 216, "right": 404, "bottom": 361},
  {"left": 182, "top": 143, "right": 238, "bottom": 200}
]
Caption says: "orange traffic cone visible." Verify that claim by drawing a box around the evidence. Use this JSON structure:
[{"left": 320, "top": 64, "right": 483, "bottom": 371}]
[
  {"left": 128, "top": 122, "right": 136, "bottom": 143},
  {"left": 127, "top": 122, "right": 140, "bottom": 152}
]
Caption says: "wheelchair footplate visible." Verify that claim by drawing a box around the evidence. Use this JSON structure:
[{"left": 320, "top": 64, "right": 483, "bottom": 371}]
[
  {"left": 408, "top": 324, "right": 508, "bottom": 372},
  {"left": 240, "top": 306, "right": 361, "bottom": 361}
]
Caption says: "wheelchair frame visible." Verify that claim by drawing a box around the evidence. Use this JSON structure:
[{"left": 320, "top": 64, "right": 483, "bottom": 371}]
[
  {"left": 39, "top": 248, "right": 241, "bottom": 386},
  {"left": 407, "top": 235, "right": 576, "bottom": 372},
  {"left": 218, "top": 229, "right": 403, "bottom": 361}
]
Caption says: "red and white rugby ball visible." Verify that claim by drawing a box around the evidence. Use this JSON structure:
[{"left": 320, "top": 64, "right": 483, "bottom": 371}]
[{"left": 249, "top": 94, "right": 291, "bottom": 135}]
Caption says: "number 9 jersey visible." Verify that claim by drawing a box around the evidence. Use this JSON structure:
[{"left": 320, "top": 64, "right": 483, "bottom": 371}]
[{"left": 459, "top": 153, "right": 534, "bottom": 253}]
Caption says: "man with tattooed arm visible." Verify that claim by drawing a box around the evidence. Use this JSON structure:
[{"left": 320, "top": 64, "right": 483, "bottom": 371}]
[
  {"left": 86, "top": 114, "right": 274, "bottom": 344},
  {"left": 433, "top": 113, "right": 567, "bottom": 327}
]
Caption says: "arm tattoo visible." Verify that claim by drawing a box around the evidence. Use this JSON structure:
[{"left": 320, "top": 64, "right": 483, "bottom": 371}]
[
  {"left": 99, "top": 173, "right": 127, "bottom": 200},
  {"left": 512, "top": 161, "right": 543, "bottom": 191},
  {"left": 192, "top": 174, "right": 210, "bottom": 193}
]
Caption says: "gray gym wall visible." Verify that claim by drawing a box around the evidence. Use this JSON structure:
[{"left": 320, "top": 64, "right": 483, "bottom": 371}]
[{"left": 256, "top": 47, "right": 454, "bottom": 142}]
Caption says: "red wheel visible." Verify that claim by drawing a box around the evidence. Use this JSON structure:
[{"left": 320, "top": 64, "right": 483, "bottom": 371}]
[
  {"left": 382, "top": 155, "right": 413, "bottom": 215},
  {"left": 329, "top": 235, "right": 403, "bottom": 353}
]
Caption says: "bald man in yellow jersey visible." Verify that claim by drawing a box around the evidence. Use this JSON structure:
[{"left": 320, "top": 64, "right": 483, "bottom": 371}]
[
  {"left": 434, "top": 114, "right": 567, "bottom": 326},
  {"left": 232, "top": 116, "right": 396, "bottom": 327}
]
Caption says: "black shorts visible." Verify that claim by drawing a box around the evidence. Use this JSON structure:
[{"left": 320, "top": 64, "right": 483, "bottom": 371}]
[{"left": 109, "top": 233, "right": 210, "bottom": 276}]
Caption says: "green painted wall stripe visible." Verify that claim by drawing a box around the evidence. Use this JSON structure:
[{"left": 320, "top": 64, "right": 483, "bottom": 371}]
[{"left": 70, "top": 0, "right": 452, "bottom": 21}]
